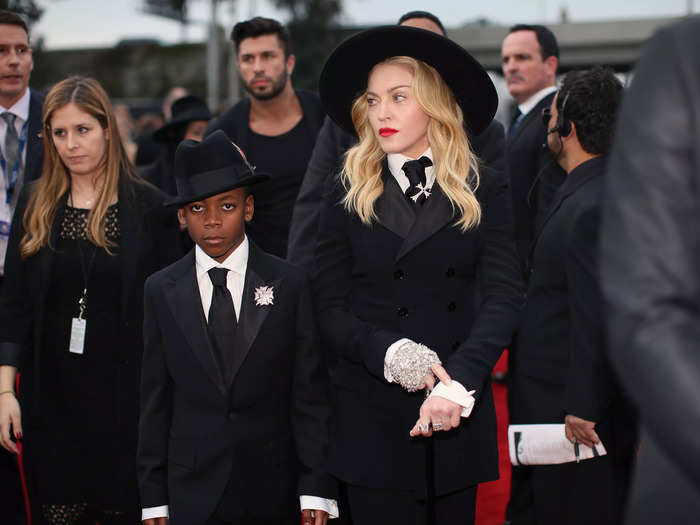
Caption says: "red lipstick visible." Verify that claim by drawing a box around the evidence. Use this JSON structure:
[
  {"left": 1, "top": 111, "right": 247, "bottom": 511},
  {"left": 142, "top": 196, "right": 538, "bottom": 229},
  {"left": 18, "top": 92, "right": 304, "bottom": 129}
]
[{"left": 379, "top": 128, "right": 398, "bottom": 137}]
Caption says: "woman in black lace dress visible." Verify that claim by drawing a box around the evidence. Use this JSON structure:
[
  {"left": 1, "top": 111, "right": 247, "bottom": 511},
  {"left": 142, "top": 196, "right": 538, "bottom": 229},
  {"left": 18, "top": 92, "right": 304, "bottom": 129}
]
[{"left": 0, "top": 76, "right": 181, "bottom": 524}]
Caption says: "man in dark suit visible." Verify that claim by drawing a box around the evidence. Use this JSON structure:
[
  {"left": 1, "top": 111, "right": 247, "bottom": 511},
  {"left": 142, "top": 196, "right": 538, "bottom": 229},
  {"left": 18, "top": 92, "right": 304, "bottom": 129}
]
[
  {"left": 0, "top": 10, "right": 43, "bottom": 524},
  {"left": 501, "top": 24, "right": 566, "bottom": 277},
  {"left": 510, "top": 67, "right": 636, "bottom": 525},
  {"left": 601, "top": 16, "right": 700, "bottom": 525},
  {"left": 501, "top": 25, "right": 567, "bottom": 523},
  {"left": 286, "top": 10, "right": 506, "bottom": 270},
  {"left": 138, "top": 131, "right": 336, "bottom": 525},
  {"left": 205, "top": 17, "right": 324, "bottom": 259}
]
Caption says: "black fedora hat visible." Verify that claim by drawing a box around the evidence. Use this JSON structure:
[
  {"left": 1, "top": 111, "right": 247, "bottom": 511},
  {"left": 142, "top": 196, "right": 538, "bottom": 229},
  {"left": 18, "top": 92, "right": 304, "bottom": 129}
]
[
  {"left": 165, "top": 130, "right": 269, "bottom": 207},
  {"left": 319, "top": 25, "right": 498, "bottom": 138},
  {"left": 153, "top": 94, "right": 212, "bottom": 143}
]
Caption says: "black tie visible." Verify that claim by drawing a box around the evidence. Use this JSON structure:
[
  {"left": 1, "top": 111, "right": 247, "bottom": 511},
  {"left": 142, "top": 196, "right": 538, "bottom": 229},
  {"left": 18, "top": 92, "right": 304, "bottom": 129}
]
[
  {"left": 402, "top": 156, "right": 433, "bottom": 206},
  {"left": 2, "top": 112, "right": 19, "bottom": 181},
  {"left": 507, "top": 107, "right": 523, "bottom": 138},
  {"left": 207, "top": 267, "right": 238, "bottom": 375}
]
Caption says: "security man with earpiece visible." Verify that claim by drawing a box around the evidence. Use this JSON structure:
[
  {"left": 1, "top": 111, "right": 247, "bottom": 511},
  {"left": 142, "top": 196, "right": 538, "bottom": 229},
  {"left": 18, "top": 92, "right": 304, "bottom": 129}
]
[{"left": 507, "top": 66, "right": 638, "bottom": 525}]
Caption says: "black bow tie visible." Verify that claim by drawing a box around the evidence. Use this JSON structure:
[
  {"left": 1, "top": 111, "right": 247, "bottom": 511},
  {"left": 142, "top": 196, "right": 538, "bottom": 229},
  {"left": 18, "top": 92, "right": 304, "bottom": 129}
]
[{"left": 402, "top": 156, "right": 433, "bottom": 206}]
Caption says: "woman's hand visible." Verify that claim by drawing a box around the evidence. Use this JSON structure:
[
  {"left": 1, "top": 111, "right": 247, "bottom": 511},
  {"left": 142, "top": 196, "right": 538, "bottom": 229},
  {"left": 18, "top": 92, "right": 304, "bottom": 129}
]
[
  {"left": 421, "top": 363, "right": 452, "bottom": 392},
  {"left": 0, "top": 392, "right": 22, "bottom": 454},
  {"left": 410, "top": 365, "right": 461, "bottom": 437},
  {"left": 301, "top": 509, "right": 329, "bottom": 525}
]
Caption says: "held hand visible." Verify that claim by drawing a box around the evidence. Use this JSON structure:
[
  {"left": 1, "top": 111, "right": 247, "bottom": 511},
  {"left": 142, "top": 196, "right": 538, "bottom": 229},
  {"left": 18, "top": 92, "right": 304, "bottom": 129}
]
[
  {"left": 422, "top": 364, "right": 452, "bottom": 392},
  {"left": 0, "top": 392, "right": 21, "bottom": 454},
  {"left": 301, "top": 509, "right": 329, "bottom": 525},
  {"left": 410, "top": 394, "right": 462, "bottom": 437},
  {"left": 142, "top": 518, "right": 168, "bottom": 525},
  {"left": 565, "top": 414, "right": 599, "bottom": 449}
]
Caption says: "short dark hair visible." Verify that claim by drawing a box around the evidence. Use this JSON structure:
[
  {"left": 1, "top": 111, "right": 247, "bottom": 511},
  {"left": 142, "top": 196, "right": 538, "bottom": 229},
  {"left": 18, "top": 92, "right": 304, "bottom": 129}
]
[
  {"left": 231, "top": 17, "right": 291, "bottom": 58},
  {"left": 397, "top": 11, "right": 446, "bottom": 36},
  {"left": 508, "top": 24, "right": 559, "bottom": 60},
  {"left": 557, "top": 66, "right": 623, "bottom": 155},
  {"left": 0, "top": 10, "right": 29, "bottom": 39}
]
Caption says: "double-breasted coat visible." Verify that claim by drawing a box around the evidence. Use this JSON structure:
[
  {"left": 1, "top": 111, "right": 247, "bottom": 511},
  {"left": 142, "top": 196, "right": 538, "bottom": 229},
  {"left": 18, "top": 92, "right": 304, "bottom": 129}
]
[{"left": 312, "top": 163, "right": 524, "bottom": 496}]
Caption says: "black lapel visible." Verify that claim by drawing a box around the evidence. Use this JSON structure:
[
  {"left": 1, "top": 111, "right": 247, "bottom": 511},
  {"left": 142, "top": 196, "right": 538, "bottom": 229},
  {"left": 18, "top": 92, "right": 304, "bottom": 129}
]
[
  {"left": 164, "top": 251, "right": 227, "bottom": 395},
  {"left": 531, "top": 157, "right": 604, "bottom": 250},
  {"left": 396, "top": 183, "right": 455, "bottom": 262},
  {"left": 507, "top": 93, "right": 554, "bottom": 146},
  {"left": 375, "top": 165, "right": 415, "bottom": 239},
  {"left": 228, "top": 242, "right": 274, "bottom": 385}
]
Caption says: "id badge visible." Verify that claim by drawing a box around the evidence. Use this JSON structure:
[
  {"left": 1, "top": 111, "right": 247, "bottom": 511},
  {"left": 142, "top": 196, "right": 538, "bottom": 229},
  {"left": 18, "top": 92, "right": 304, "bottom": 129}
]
[{"left": 69, "top": 317, "right": 87, "bottom": 354}]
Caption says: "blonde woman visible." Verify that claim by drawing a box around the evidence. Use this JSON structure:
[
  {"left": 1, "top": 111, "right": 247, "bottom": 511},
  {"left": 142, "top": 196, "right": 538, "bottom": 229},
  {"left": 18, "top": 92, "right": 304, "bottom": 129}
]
[
  {"left": 0, "top": 76, "right": 181, "bottom": 524},
  {"left": 313, "top": 26, "right": 523, "bottom": 524}
]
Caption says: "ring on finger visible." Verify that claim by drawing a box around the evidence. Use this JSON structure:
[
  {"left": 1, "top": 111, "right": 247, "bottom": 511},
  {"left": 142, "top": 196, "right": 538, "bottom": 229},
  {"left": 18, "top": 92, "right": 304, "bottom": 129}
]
[
  {"left": 418, "top": 423, "right": 430, "bottom": 433},
  {"left": 432, "top": 422, "right": 443, "bottom": 431}
]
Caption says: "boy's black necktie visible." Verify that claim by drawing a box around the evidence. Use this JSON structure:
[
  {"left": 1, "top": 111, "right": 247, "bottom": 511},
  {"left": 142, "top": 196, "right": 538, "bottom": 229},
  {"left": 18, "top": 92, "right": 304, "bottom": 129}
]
[
  {"left": 402, "top": 156, "right": 433, "bottom": 206},
  {"left": 207, "top": 267, "right": 238, "bottom": 374}
]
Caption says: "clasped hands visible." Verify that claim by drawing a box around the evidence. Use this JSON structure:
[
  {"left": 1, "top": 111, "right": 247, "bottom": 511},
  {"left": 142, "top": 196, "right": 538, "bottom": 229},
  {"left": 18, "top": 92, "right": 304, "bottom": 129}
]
[{"left": 408, "top": 362, "right": 462, "bottom": 437}]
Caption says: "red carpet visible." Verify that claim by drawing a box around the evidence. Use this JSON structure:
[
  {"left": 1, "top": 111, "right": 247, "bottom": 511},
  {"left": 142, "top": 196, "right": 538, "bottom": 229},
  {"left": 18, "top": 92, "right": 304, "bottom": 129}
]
[{"left": 476, "top": 351, "right": 511, "bottom": 525}]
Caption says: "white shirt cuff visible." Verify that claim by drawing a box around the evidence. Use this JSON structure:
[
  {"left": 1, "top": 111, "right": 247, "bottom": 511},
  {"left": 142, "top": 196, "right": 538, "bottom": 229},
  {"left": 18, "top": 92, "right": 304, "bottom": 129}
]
[
  {"left": 300, "top": 496, "right": 339, "bottom": 519},
  {"left": 430, "top": 381, "right": 476, "bottom": 418},
  {"left": 142, "top": 505, "right": 169, "bottom": 520},
  {"left": 384, "top": 338, "right": 413, "bottom": 382}
]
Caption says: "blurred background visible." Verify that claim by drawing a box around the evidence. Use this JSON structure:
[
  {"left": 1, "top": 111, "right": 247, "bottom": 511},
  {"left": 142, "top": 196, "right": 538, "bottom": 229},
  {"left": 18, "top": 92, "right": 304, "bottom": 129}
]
[{"left": 11, "top": 0, "right": 699, "bottom": 125}]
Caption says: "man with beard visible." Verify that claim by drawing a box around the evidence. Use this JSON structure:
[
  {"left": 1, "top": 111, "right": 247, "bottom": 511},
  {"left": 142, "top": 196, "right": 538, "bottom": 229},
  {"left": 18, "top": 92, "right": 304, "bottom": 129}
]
[{"left": 206, "top": 17, "right": 324, "bottom": 259}]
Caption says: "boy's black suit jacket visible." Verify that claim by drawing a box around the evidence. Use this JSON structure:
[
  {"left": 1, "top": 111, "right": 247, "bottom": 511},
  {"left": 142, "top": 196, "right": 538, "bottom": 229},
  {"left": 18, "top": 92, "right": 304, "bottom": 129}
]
[
  {"left": 312, "top": 164, "right": 524, "bottom": 496},
  {"left": 138, "top": 242, "right": 334, "bottom": 524}
]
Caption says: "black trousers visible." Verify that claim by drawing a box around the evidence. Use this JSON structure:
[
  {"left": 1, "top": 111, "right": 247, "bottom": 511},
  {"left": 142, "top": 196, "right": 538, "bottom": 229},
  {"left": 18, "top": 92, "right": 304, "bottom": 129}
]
[{"left": 345, "top": 484, "right": 477, "bottom": 525}]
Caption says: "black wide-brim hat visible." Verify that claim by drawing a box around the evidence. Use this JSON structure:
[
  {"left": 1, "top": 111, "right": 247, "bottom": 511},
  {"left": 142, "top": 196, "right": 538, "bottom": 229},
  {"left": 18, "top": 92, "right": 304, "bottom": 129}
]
[
  {"left": 153, "top": 94, "right": 212, "bottom": 143},
  {"left": 165, "top": 129, "right": 269, "bottom": 207},
  {"left": 319, "top": 26, "right": 498, "bottom": 138}
]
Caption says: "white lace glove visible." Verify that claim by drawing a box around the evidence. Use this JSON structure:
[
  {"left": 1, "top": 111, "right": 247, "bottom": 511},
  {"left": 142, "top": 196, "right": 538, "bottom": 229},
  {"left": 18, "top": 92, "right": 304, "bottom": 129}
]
[{"left": 387, "top": 340, "right": 441, "bottom": 392}]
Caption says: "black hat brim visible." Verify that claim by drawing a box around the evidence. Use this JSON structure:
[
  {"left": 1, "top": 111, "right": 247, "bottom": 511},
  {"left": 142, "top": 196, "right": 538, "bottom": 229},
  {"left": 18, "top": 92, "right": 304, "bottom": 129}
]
[
  {"left": 319, "top": 26, "right": 498, "bottom": 138},
  {"left": 164, "top": 169, "right": 270, "bottom": 207},
  {"left": 153, "top": 108, "right": 213, "bottom": 143}
]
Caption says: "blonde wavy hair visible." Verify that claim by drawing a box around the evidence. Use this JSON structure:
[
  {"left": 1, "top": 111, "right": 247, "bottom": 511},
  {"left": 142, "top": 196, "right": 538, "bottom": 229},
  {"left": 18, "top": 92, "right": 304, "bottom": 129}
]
[
  {"left": 342, "top": 56, "right": 482, "bottom": 231},
  {"left": 20, "top": 76, "right": 141, "bottom": 258}
]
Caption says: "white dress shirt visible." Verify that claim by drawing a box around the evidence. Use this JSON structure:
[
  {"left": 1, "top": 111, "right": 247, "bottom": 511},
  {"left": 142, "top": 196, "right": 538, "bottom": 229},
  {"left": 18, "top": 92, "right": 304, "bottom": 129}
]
[
  {"left": 517, "top": 85, "right": 558, "bottom": 118},
  {"left": 383, "top": 149, "right": 476, "bottom": 418},
  {"left": 0, "top": 87, "right": 30, "bottom": 275},
  {"left": 142, "top": 236, "right": 338, "bottom": 520}
]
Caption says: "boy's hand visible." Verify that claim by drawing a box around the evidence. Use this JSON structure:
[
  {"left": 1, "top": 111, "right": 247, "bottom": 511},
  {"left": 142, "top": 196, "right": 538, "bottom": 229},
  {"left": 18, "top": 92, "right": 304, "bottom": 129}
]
[
  {"left": 143, "top": 518, "right": 167, "bottom": 525},
  {"left": 301, "top": 509, "right": 329, "bottom": 525}
]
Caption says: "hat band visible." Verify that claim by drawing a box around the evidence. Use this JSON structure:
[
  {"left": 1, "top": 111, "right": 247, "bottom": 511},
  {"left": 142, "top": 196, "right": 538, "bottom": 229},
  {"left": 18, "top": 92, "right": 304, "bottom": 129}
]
[{"left": 176, "top": 165, "right": 252, "bottom": 201}]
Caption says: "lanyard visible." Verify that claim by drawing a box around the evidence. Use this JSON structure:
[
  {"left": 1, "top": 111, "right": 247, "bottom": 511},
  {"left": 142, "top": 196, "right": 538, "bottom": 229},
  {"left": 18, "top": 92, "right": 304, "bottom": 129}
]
[
  {"left": 69, "top": 194, "right": 98, "bottom": 319},
  {"left": 0, "top": 117, "right": 29, "bottom": 202}
]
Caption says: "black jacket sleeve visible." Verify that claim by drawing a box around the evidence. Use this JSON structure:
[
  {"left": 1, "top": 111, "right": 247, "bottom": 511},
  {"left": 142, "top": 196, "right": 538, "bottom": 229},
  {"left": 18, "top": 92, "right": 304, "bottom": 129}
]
[{"left": 600, "top": 18, "right": 700, "bottom": 487}]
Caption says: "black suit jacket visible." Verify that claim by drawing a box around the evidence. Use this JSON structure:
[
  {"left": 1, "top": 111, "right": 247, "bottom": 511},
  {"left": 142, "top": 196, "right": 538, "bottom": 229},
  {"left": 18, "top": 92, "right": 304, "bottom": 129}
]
[
  {"left": 287, "top": 116, "right": 506, "bottom": 270},
  {"left": 601, "top": 16, "right": 700, "bottom": 524},
  {"left": 312, "top": 165, "right": 523, "bottom": 495},
  {"left": 138, "top": 243, "right": 334, "bottom": 524},
  {"left": 505, "top": 92, "right": 566, "bottom": 278},
  {"left": 24, "top": 88, "right": 45, "bottom": 184},
  {"left": 0, "top": 177, "right": 181, "bottom": 430},
  {"left": 512, "top": 158, "right": 636, "bottom": 460}
]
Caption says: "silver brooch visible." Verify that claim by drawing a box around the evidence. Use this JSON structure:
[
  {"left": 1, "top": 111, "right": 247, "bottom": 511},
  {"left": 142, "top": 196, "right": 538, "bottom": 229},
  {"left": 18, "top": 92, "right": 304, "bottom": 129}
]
[{"left": 254, "top": 285, "right": 274, "bottom": 306}]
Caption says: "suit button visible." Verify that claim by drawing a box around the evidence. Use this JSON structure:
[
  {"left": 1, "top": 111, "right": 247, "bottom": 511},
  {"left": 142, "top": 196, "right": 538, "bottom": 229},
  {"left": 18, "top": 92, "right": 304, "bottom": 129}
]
[
  {"left": 228, "top": 411, "right": 236, "bottom": 421},
  {"left": 397, "top": 307, "right": 408, "bottom": 317},
  {"left": 393, "top": 269, "right": 405, "bottom": 280},
  {"left": 447, "top": 302, "right": 457, "bottom": 312},
  {"left": 452, "top": 341, "right": 461, "bottom": 350},
  {"left": 446, "top": 267, "right": 455, "bottom": 277}
]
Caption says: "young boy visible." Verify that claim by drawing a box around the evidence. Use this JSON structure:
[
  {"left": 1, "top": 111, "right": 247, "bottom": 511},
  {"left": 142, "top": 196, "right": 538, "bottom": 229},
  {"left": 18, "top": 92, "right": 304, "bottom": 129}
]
[{"left": 137, "top": 130, "right": 336, "bottom": 525}]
